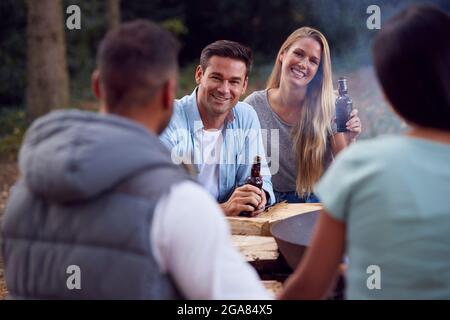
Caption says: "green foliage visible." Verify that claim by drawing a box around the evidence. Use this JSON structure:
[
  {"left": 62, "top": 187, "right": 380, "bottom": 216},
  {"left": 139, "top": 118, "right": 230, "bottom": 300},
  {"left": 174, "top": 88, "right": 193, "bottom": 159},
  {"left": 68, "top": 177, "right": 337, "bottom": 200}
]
[
  {"left": 177, "top": 63, "right": 197, "bottom": 98},
  {"left": 64, "top": 0, "right": 108, "bottom": 102},
  {"left": 161, "top": 18, "right": 188, "bottom": 36},
  {"left": 0, "top": 109, "right": 27, "bottom": 160}
]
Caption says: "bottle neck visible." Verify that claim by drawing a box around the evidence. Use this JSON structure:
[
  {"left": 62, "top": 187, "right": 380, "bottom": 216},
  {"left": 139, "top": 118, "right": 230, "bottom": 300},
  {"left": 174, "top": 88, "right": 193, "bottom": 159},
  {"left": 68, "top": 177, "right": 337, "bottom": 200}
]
[{"left": 338, "top": 79, "right": 348, "bottom": 95}]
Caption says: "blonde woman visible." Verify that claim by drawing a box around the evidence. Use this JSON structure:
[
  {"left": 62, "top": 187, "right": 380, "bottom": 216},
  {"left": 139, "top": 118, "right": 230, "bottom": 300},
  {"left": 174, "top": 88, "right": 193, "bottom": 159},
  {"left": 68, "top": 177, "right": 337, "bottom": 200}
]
[{"left": 244, "top": 27, "right": 361, "bottom": 203}]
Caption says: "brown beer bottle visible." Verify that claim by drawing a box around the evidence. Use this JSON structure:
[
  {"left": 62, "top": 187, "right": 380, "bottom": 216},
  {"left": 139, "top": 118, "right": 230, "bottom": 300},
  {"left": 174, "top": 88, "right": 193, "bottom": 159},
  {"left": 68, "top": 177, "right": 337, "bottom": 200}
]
[
  {"left": 241, "top": 156, "right": 263, "bottom": 216},
  {"left": 246, "top": 156, "right": 263, "bottom": 189},
  {"left": 335, "top": 77, "right": 353, "bottom": 132}
]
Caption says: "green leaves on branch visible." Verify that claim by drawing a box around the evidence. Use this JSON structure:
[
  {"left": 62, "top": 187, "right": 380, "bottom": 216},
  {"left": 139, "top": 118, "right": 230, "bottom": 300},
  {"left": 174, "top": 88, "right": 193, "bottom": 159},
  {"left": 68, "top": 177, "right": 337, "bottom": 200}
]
[{"left": 161, "top": 18, "right": 188, "bottom": 36}]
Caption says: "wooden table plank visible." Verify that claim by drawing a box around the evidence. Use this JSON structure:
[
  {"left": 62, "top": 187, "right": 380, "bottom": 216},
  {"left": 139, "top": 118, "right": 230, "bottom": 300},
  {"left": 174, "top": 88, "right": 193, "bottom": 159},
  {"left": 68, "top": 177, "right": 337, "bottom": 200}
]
[
  {"left": 227, "top": 202, "right": 322, "bottom": 236},
  {"left": 262, "top": 280, "right": 283, "bottom": 297},
  {"left": 231, "top": 235, "right": 289, "bottom": 275},
  {"left": 231, "top": 235, "right": 279, "bottom": 262}
]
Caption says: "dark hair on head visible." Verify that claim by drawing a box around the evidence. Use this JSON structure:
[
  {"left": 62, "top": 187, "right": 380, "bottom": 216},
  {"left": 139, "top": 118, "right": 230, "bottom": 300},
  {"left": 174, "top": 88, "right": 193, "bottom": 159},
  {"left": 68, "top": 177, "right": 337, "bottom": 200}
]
[
  {"left": 373, "top": 5, "right": 450, "bottom": 131},
  {"left": 97, "top": 20, "right": 180, "bottom": 110},
  {"left": 200, "top": 40, "right": 253, "bottom": 77}
]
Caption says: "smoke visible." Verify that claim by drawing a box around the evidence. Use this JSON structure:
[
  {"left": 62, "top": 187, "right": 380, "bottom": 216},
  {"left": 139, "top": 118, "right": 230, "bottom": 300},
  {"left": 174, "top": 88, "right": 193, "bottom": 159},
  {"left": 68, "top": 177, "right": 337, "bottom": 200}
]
[{"left": 292, "top": 0, "right": 449, "bottom": 70}]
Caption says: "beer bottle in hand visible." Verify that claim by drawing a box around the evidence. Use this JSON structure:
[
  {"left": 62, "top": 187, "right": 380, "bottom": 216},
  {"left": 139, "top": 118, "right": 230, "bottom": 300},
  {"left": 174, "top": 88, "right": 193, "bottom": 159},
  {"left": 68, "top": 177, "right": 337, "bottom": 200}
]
[
  {"left": 246, "top": 156, "right": 263, "bottom": 190},
  {"left": 241, "top": 156, "right": 263, "bottom": 217},
  {"left": 335, "top": 77, "right": 353, "bottom": 132}
]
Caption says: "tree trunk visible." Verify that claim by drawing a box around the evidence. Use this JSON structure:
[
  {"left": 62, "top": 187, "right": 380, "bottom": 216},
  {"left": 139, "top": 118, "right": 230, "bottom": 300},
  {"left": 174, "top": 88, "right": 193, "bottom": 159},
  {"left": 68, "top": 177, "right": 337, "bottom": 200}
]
[
  {"left": 108, "top": 0, "right": 121, "bottom": 30},
  {"left": 26, "top": 0, "right": 69, "bottom": 123}
]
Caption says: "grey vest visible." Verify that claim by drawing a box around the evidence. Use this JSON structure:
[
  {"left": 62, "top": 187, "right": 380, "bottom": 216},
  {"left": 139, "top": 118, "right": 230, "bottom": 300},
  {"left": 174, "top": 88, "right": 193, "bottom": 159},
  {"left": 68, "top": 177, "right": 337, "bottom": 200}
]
[
  {"left": 0, "top": 111, "right": 192, "bottom": 299},
  {"left": 2, "top": 162, "right": 190, "bottom": 299}
]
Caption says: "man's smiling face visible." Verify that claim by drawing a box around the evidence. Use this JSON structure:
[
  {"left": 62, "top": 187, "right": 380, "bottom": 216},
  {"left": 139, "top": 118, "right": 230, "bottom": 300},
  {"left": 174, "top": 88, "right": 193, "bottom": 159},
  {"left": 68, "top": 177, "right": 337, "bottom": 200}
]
[{"left": 195, "top": 56, "right": 248, "bottom": 118}]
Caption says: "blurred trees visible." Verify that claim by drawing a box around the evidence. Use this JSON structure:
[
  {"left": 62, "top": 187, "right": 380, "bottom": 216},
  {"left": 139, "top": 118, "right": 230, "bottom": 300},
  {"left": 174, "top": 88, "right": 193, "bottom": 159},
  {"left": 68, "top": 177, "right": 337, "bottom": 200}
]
[
  {"left": 26, "top": 0, "right": 69, "bottom": 122},
  {"left": 0, "top": 0, "right": 27, "bottom": 108},
  {"left": 119, "top": 0, "right": 301, "bottom": 65},
  {"left": 64, "top": 1, "right": 108, "bottom": 102},
  {"left": 1, "top": 0, "right": 450, "bottom": 112},
  {"left": 107, "top": 0, "right": 121, "bottom": 29}
]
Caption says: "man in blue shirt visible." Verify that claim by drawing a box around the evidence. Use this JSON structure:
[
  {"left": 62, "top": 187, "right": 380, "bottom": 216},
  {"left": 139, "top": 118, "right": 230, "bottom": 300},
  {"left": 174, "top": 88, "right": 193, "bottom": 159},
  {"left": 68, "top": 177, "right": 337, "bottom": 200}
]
[{"left": 160, "top": 40, "right": 274, "bottom": 216}]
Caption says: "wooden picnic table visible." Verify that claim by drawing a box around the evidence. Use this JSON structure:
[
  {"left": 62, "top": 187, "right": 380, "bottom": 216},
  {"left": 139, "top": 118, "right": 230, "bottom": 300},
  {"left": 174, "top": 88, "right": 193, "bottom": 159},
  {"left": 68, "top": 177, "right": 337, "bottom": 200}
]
[
  {"left": 228, "top": 203, "right": 323, "bottom": 297},
  {"left": 227, "top": 202, "right": 322, "bottom": 236}
]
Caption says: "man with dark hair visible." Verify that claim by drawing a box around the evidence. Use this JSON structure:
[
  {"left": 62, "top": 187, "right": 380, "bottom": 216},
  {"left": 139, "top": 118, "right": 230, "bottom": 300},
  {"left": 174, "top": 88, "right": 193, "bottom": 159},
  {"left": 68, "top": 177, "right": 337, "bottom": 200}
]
[
  {"left": 199, "top": 40, "right": 253, "bottom": 77},
  {"left": 161, "top": 40, "right": 275, "bottom": 217},
  {"left": 1, "top": 21, "right": 269, "bottom": 299}
]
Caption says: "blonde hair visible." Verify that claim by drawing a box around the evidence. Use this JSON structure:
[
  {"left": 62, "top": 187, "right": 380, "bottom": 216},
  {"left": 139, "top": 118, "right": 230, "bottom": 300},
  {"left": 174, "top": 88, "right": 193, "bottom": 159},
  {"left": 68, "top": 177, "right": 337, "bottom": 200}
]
[{"left": 266, "top": 27, "right": 334, "bottom": 196}]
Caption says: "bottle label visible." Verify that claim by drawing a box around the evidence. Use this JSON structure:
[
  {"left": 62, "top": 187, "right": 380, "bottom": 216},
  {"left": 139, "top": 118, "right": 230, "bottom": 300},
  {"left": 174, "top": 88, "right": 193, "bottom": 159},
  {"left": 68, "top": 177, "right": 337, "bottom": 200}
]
[{"left": 336, "top": 97, "right": 352, "bottom": 132}]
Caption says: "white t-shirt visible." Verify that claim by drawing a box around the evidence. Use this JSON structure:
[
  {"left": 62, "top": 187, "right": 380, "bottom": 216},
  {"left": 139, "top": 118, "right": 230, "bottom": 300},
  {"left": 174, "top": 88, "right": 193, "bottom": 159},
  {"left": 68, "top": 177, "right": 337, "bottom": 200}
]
[
  {"left": 196, "top": 129, "right": 222, "bottom": 199},
  {"left": 151, "top": 181, "right": 270, "bottom": 299}
]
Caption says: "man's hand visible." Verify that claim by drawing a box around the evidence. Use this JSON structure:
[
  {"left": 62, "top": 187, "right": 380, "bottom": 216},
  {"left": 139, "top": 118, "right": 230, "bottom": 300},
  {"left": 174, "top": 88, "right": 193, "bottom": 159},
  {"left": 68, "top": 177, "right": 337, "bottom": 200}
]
[
  {"left": 251, "top": 189, "right": 267, "bottom": 216},
  {"left": 220, "top": 185, "right": 266, "bottom": 217}
]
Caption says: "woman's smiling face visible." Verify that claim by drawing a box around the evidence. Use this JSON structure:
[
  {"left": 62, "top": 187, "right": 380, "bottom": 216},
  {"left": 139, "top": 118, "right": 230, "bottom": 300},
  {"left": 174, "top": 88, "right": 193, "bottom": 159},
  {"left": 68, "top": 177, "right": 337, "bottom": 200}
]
[{"left": 280, "top": 37, "right": 322, "bottom": 88}]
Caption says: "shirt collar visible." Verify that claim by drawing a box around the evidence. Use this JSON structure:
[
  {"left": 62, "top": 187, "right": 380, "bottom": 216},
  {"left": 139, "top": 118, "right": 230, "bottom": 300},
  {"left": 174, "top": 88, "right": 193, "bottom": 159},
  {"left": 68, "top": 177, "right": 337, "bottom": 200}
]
[{"left": 185, "top": 87, "right": 236, "bottom": 133}]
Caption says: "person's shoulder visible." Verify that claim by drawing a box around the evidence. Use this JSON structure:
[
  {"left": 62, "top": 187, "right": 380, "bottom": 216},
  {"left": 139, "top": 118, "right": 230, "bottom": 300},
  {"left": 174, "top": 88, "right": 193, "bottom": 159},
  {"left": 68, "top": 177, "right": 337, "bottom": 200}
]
[
  {"left": 243, "top": 90, "right": 270, "bottom": 116},
  {"left": 173, "top": 94, "right": 191, "bottom": 114},
  {"left": 318, "top": 136, "right": 406, "bottom": 201},
  {"left": 233, "top": 101, "right": 261, "bottom": 127},
  {"left": 337, "top": 135, "right": 407, "bottom": 168},
  {"left": 234, "top": 100, "right": 257, "bottom": 113},
  {"left": 167, "top": 181, "right": 225, "bottom": 220},
  {"left": 165, "top": 94, "right": 193, "bottom": 130},
  {"left": 169, "top": 180, "right": 207, "bottom": 198},
  {"left": 243, "top": 90, "right": 266, "bottom": 106},
  {"left": 352, "top": 135, "right": 406, "bottom": 153}
]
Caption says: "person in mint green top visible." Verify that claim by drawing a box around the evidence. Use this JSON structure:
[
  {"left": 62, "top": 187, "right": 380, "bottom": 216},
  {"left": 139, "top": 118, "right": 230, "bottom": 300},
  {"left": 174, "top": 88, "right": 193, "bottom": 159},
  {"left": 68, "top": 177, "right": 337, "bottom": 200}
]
[{"left": 280, "top": 5, "right": 450, "bottom": 299}]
